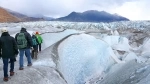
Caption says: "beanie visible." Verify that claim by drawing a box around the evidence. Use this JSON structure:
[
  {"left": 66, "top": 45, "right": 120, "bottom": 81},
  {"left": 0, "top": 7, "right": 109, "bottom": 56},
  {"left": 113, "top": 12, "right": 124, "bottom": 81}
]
[
  {"left": 21, "top": 27, "right": 26, "bottom": 31},
  {"left": 1, "top": 27, "right": 8, "bottom": 33},
  {"left": 32, "top": 32, "right": 36, "bottom": 35},
  {"left": 36, "top": 32, "right": 39, "bottom": 34}
]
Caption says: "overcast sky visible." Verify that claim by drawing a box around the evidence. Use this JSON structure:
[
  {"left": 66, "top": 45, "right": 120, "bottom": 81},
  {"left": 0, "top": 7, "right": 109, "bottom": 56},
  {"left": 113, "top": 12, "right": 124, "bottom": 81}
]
[{"left": 0, "top": 0, "right": 150, "bottom": 20}]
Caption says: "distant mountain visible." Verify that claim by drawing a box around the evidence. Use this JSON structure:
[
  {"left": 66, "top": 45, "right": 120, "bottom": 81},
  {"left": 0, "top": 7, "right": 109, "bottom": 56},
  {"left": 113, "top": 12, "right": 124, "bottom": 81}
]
[
  {"left": 6, "top": 9, "right": 44, "bottom": 22},
  {"left": 54, "top": 10, "right": 129, "bottom": 22},
  {"left": 0, "top": 7, "right": 46, "bottom": 23},
  {"left": 42, "top": 16, "right": 54, "bottom": 21},
  {"left": 32, "top": 15, "right": 54, "bottom": 21},
  {"left": 0, "top": 7, "right": 130, "bottom": 23},
  {"left": 0, "top": 7, "right": 20, "bottom": 23}
]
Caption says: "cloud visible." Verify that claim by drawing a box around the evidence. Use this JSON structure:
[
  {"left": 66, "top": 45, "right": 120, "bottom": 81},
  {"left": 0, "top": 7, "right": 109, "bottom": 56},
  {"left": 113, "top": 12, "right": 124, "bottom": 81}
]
[
  {"left": 0, "top": 0, "right": 149, "bottom": 20},
  {"left": 114, "top": 0, "right": 150, "bottom": 20}
]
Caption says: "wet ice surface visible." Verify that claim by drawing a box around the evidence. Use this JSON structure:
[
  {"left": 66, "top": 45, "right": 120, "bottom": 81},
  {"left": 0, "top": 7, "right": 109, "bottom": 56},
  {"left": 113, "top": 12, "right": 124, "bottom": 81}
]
[
  {"left": 0, "top": 44, "right": 67, "bottom": 84},
  {"left": 1, "top": 21, "right": 150, "bottom": 84},
  {"left": 0, "top": 28, "right": 80, "bottom": 84},
  {"left": 95, "top": 60, "right": 150, "bottom": 84}
]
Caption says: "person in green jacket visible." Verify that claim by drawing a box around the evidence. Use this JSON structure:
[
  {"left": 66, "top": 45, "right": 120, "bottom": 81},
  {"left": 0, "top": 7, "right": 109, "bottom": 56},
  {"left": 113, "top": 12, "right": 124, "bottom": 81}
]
[{"left": 35, "top": 31, "right": 43, "bottom": 52}]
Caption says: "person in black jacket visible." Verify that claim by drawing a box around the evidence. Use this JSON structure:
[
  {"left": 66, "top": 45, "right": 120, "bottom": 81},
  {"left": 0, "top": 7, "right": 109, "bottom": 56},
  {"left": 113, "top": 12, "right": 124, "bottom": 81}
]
[
  {"left": 0, "top": 28, "right": 19, "bottom": 82},
  {"left": 15, "top": 27, "right": 33, "bottom": 70}
]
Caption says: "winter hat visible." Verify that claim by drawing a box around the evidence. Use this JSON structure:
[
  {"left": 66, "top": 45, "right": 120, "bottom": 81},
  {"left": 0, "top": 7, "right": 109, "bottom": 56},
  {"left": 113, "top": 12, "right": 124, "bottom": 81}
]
[
  {"left": 36, "top": 31, "right": 39, "bottom": 34},
  {"left": 32, "top": 32, "right": 36, "bottom": 35},
  {"left": 21, "top": 27, "right": 26, "bottom": 31},
  {"left": 1, "top": 27, "right": 8, "bottom": 33}
]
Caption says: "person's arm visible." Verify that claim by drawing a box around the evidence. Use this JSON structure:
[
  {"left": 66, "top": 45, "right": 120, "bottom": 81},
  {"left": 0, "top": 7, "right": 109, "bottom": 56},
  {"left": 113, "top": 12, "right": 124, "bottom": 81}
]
[
  {"left": 39, "top": 35, "right": 43, "bottom": 43},
  {"left": 12, "top": 37, "right": 19, "bottom": 55},
  {"left": 0, "top": 39, "right": 2, "bottom": 58},
  {"left": 36, "top": 36, "right": 40, "bottom": 44},
  {"left": 26, "top": 33, "right": 33, "bottom": 47},
  {"left": 15, "top": 33, "right": 18, "bottom": 42}
]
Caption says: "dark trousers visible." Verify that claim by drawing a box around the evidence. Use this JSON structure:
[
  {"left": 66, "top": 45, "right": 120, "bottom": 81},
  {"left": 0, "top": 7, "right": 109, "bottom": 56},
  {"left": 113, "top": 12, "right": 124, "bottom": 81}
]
[
  {"left": 2, "top": 58, "right": 14, "bottom": 77},
  {"left": 38, "top": 44, "right": 41, "bottom": 51},
  {"left": 32, "top": 45, "right": 38, "bottom": 59}
]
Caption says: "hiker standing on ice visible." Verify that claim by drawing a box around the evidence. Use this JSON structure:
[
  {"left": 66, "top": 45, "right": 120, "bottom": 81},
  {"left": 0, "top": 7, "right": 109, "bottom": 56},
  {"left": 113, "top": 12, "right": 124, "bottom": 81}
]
[
  {"left": 31, "top": 32, "right": 39, "bottom": 59},
  {"left": 35, "top": 31, "right": 43, "bottom": 52},
  {"left": 15, "top": 27, "right": 33, "bottom": 70},
  {"left": 0, "top": 28, "right": 19, "bottom": 82}
]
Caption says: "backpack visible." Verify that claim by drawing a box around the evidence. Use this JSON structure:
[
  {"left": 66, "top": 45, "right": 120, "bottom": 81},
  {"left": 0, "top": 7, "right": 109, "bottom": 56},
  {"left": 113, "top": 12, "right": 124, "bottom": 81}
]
[
  {"left": 32, "top": 37, "right": 37, "bottom": 45},
  {"left": 16, "top": 33, "right": 27, "bottom": 49}
]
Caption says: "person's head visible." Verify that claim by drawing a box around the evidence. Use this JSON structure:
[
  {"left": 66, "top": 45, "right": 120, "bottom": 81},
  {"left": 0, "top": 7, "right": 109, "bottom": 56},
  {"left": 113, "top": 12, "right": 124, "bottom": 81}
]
[
  {"left": 36, "top": 31, "right": 39, "bottom": 34},
  {"left": 20, "top": 27, "right": 27, "bottom": 32},
  {"left": 32, "top": 32, "right": 36, "bottom": 35},
  {"left": 1, "top": 27, "right": 8, "bottom": 33}
]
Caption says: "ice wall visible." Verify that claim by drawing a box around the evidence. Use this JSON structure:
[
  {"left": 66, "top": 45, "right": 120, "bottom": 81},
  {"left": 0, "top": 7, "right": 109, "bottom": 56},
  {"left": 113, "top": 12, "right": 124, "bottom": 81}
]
[{"left": 58, "top": 34, "right": 116, "bottom": 84}]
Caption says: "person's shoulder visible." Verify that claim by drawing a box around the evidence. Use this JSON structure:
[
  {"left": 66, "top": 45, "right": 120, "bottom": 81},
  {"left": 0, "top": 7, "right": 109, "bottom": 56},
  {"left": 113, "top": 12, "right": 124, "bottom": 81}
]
[
  {"left": 37, "top": 34, "right": 42, "bottom": 37},
  {"left": 24, "top": 32, "right": 30, "bottom": 35},
  {"left": 15, "top": 32, "right": 19, "bottom": 35},
  {"left": 10, "top": 36, "right": 15, "bottom": 39},
  {"left": 27, "top": 32, "right": 31, "bottom": 35},
  {"left": 8, "top": 36, "right": 15, "bottom": 41},
  {"left": 34, "top": 35, "right": 37, "bottom": 38}
]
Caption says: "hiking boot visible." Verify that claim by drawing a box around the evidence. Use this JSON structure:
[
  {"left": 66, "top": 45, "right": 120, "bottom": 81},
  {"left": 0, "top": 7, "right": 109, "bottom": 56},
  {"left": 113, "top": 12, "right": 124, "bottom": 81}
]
[
  {"left": 27, "top": 63, "right": 32, "bottom": 66},
  {"left": 3, "top": 77, "right": 8, "bottom": 82},
  {"left": 10, "top": 71, "right": 15, "bottom": 76},
  {"left": 19, "top": 67, "right": 24, "bottom": 70}
]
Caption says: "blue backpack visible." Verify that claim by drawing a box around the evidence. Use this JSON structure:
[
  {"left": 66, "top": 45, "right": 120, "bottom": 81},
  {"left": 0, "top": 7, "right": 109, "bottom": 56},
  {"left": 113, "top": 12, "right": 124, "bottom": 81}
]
[{"left": 32, "top": 37, "right": 37, "bottom": 45}]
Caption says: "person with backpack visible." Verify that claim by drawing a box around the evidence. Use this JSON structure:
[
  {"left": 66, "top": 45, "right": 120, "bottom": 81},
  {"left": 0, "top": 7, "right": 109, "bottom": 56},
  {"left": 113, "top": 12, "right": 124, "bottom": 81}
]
[
  {"left": 0, "top": 28, "right": 18, "bottom": 81},
  {"left": 15, "top": 27, "right": 33, "bottom": 70},
  {"left": 31, "top": 32, "right": 39, "bottom": 59},
  {"left": 35, "top": 31, "right": 43, "bottom": 52}
]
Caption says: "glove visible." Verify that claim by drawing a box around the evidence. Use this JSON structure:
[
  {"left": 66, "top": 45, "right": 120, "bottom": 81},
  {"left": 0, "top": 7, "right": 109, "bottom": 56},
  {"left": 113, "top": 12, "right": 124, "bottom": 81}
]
[
  {"left": 14, "top": 49, "right": 19, "bottom": 56},
  {"left": 31, "top": 47, "right": 34, "bottom": 50},
  {"left": 0, "top": 53, "right": 1, "bottom": 59},
  {"left": 9, "top": 57, "right": 16, "bottom": 63},
  {"left": 13, "top": 58, "right": 16, "bottom": 62},
  {"left": 15, "top": 54, "right": 18, "bottom": 57}
]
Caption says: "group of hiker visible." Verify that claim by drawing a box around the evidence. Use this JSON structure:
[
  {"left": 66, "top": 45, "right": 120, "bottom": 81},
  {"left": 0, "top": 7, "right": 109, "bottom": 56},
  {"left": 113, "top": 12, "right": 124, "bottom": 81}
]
[{"left": 0, "top": 27, "right": 43, "bottom": 81}]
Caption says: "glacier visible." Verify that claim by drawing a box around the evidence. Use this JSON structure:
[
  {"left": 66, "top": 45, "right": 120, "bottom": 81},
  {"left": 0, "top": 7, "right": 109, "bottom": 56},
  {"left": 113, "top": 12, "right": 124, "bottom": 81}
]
[{"left": 0, "top": 21, "right": 150, "bottom": 84}]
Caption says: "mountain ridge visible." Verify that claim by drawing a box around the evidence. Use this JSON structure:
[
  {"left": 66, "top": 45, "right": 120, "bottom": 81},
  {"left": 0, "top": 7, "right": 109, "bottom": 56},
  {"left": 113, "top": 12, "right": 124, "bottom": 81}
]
[
  {"left": 0, "top": 7, "right": 130, "bottom": 23},
  {"left": 54, "top": 10, "right": 129, "bottom": 22},
  {"left": 0, "top": 7, "right": 45, "bottom": 23},
  {"left": 6, "top": 9, "right": 45, "bottom": 22},
  {"left": 0, "top": 7, "right": 20, "bottom": 23}
]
